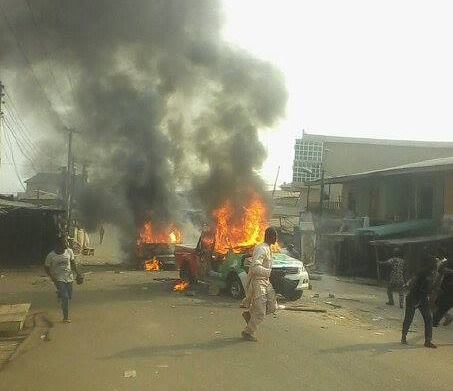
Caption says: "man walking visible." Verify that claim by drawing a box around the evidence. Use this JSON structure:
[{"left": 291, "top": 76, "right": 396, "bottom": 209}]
[
  {"left": 379, "top": 247, "right": 406, "bottom": 308},
  {"left": 99, "top": 224, "right": 105, "bottom": 245},
  {"left": 241, "top": 227, "right": 278, "bottom": 342},
  {"left": 45, "top": 236, "right": 82, "bottom": 323},
  {"left": 401, "top": 247, "right": 437, "bottom": 348}
]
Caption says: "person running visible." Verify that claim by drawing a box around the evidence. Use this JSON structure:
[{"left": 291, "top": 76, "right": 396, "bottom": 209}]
[
  {"left": 44, "top": 236, "right": 82, "bottom": 323},
  {"left": 241, "top": 227, "right": 278, "bottom": 342},
  {"left": 379, "top": 247, "right": 406, "bottom": 308},
  {"left": 401, "top": 247, "right": 437, "bottom": 348}
]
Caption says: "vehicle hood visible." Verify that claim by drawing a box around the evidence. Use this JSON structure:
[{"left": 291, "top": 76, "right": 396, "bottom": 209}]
[{"left": 272, "top": 253, "right": 304, "bottom": 269}]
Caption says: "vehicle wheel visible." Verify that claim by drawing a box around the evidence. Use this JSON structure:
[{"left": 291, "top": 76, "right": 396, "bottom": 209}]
[
  {"left": 179, "top": 263, "right": 194, "bottom": 284},
  {"left": 284, "top": 290, "right": 303, "bottom": 301},
  {"left": 227, "top": 273, "right": 245, "bottom": 300}
]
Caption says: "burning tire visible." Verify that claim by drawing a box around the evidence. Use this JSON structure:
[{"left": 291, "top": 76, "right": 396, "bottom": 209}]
[{"left": 227, "top": 273, "right": 245, "bottom": 299}]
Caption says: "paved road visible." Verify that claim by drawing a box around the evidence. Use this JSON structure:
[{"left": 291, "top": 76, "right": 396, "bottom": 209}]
[{"left": 1, "top": 269, "right": 453, "bottom": 391}]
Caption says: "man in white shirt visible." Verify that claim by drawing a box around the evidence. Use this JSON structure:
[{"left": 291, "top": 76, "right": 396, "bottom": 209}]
[
  {"left": 241, "top": 227, "right": 278, "bottom": 341},
  {"left": 44, "top": 236, "right": 81, "bottom": 323}
]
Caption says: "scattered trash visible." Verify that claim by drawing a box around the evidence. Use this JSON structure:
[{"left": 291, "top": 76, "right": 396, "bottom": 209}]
[
  {"left": 374, "top": 332, "right": 384, "bottom": 336},
  {"left": 214, "top": 331, "right": 222, "bottom": 335},
  {"left": 185, "top": 291, "right": 195, "bottom": 297},
  {"left": 141, "top": 287, "right": 148, "bottom": 290},
  {"left": 328, "top": 293, "right": 335, "bottom": 298},
  {"left": 114, "top": 270, "right": 124, "bottom": 274},
  {"left": 170, "top": 305, "right": 176, "bottom": 308},
  {"left": 209, "top": 311, "right": 214, "bottom": 316},
  {"left": 40, "top": 332, "right": 50, "bottom": 341},
  {"left": 0, "top": 274, "right": 5, "bottom": 279},
  {"left": 312, "top": 293, "right": 320, "bottom": 298},
  {"left": 124, "top": 370, "right": 137, "bottom": 378},
  {"left": 156, "top": 364, "right": 169, "bottom": 369},
  {"left": 372, "top": 316, "right": 383, "bottom": 322},
  {"left": 321, "top": 326, "right": 327, "bottom": 329}
]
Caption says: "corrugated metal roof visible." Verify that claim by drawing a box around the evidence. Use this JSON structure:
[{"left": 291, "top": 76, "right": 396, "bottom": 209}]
[
  {"left": 311, "top": 156, "right": 453, "bottom": 184},
  {"left": 297, "top": 133, "right": 453, "bottom": 148},
  {"left": 0, "top": 198, "right": 64, "bottom": 212}
]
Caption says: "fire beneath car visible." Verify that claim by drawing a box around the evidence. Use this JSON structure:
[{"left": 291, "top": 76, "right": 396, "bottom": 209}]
[
  {"left": 144, "top": 258, "right": 160, "bottom": 272},
  {"left": 173, "top": 281, "right": 189, "bottom": 291},
  {"left": 212, "top": 192, "right": 279, "bottom": 255}
]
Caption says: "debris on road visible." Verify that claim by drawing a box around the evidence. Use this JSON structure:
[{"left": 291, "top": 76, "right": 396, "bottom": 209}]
[
  {"left": 372, "top": 316, "right": 383, "bottom": 322},
  {"left": 279, "top": 305, "right": 327, "bottom": 313},
  {"left": 124, "top": 370, "right": 137, "bottom": 378},
  {"left": 325, "top": 301, "right": 342, "bottom": 309},
  {"left": 153, "top": 277, "right": 180, "bottom": 282},
  {"left": 337, "top": 296, "right": 362, "bottom": 303}
]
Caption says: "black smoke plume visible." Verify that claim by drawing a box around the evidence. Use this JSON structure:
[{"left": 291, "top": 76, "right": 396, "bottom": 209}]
[{"left": 0, "top": 0, "right": 287, "bottom": 253}]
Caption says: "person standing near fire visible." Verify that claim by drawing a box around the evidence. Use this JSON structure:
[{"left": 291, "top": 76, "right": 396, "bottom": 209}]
[
  {"left": 378, "top": 247, "right": 406, "bottom": 308},
  {"left": 44, "top": 236, "right": 83, "bottom": 323},
  {"left": 241, "top": 227, "right": 278, "bottom": 342}
]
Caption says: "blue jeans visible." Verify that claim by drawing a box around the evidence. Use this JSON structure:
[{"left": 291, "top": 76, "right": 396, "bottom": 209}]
[{"left": 56, "top": 282, "right": 73, "bottom": 320}]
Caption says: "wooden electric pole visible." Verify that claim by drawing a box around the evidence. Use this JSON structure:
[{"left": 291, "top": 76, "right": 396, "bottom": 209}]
[{"left": 0, "top": 81, "right": 4, "bottom": 164}]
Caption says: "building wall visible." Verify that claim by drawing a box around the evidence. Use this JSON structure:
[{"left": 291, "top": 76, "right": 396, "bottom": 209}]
[
  {"left": 293, "top": 135, "right": 453, "bottom": 183},
  {"left": 324, "top": 142, "right": 453, "bottom": 177},
  {"left": 444, "top": 174, "right": 453, "bottom": 216},
  {"left": 342, "top": 173, "right": 446, "bottom": 224}
]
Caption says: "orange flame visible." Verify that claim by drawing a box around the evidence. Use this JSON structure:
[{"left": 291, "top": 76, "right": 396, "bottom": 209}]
[
  {"left": 137, "top": 221, "right": 182, "bottom": 245},
  {"left": 144, "top": 258, "right": 160, "bottom": 271},
  {"left": 173, "top": 281, "right": 189, "bottom": 291},
  {"left": 270, "top": 242, "right": 282, "bottom": 253},
  {"left": 212, "top": 192, "right": 269, "bottom": 254}
]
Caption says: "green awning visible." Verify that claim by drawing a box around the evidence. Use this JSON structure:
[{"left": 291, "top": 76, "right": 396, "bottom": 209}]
[{"left": 355, "top": 219, "right": 436, "bottom": 238}]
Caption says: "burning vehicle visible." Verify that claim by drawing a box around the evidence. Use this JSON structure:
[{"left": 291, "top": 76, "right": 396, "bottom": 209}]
[
  {"left": 137, "top": 221, "right": 182, "bottom": 271},
  {"left": 175, "top": 193, "right": 310, "bottom": 300}
]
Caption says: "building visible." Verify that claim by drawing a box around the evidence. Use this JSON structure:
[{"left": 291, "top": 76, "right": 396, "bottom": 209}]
[
  {"left": 0, "top": 198, "right": 64, "bottom": 265},
  {"left": 323, "top": 156, "right": 453, "bottom": 225},
  {"left": 316, "top": 157, "right": 453, "bottom": 278},
  {"left": 292, "top": 132, "right": 453, "bottom": 184}
]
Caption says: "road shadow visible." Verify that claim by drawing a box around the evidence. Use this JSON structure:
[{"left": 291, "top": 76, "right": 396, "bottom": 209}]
[
  {"left": 319, "top": 336, "right": 453, "bottom": 355},
  {"left": 101, "top": 337, "right": 246, "bottom": 359}
]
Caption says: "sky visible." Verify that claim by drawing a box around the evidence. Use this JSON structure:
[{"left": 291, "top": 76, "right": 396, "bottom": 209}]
[
  {"left": 2, "top": 0, "right": 453, "bottom": 192},
  {"left": 222, "top": 0, "right": 453, "bottom": 187}
]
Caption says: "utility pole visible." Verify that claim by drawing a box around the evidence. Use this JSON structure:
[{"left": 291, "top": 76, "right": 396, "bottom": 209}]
[
  {"left": 65, "top": 127, "right": 76, "bottom": 226},
  {"left": 319, "top": 167, "right": 325, "bottom": 217},
  {"left": 272, "top": 166, "right": 280, "bottom": 199},
  {"left": 0, "top": 81, "right": 4, "bottom": 164}
]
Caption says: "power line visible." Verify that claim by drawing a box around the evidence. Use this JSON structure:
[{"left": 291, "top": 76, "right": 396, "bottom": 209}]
[
  {"left": 2, "top": 122, "right": 26, "bottom": 190},
  {"left": 4, "top": 91, "right": 37, "bottom": 146},
  {"left": 3, "top": 117, "right": 37, "bottom": 170},
  {"left": 0, "top": 1, "right": 66, "bottom": 128},
  {"left": 4, "top": 108, "right": 39, "bottom": 157}
]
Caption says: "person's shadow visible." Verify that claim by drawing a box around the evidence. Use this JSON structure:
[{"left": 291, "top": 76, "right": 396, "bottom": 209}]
[
  {"left": 319, "top": 336, "right": 453, "bottom": 355},
  {"left": 101, "top": 337, "right": 246, "bottom": 360}
]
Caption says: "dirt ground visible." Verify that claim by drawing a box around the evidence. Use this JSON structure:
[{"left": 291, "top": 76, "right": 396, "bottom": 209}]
[{"left": 1, "top": 261, "right": 453, "bottom": 391}]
